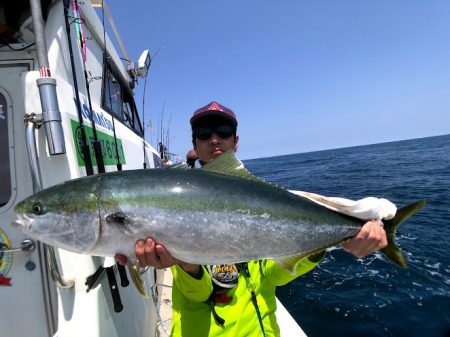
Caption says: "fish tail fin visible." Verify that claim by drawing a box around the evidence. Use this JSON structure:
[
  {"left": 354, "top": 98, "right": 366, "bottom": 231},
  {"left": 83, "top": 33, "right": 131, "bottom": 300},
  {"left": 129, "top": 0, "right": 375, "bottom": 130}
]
[
  {"left": 127, "top": 262, "right": 149, "bottom": 298},
  {"left": 381, "top": 200, "right": 426, "bottom": 268}
]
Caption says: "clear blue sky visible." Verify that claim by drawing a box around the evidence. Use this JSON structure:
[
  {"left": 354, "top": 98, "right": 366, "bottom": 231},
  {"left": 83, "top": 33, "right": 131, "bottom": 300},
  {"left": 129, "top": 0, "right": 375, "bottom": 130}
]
[{"left": 106, "top": 0, "right": 450, "bottom": 160}]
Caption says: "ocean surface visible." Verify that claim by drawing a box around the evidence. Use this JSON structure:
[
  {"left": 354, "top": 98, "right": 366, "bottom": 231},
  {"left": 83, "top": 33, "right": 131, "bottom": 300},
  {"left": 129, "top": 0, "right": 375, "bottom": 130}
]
[{"left": 244, "top": 134, "right": 450, "bottom": 337}]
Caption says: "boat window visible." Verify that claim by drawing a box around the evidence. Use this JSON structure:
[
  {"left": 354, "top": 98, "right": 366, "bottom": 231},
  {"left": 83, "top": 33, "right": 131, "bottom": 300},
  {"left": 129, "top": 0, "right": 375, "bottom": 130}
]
[
  {"left": 122, "top": 87, "right": 143, "bottom": 136},
  {"left": 102, "top": 65, "right": 123, "bottom": 119},
  {"left": 0, "top": 92, "right": 11, "bottom": 207},
  {"left": 102, "top": 62, "right": 143, "bottom": 136},
  {"left": 122, "top": 101, "right": 133, "bottom": 128}
]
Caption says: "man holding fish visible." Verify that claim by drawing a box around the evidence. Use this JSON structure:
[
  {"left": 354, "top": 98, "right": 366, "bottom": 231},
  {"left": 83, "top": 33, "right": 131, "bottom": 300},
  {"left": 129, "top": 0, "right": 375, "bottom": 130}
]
[{"left": 131, "top": 102, "right": 388, "bottom": 337}]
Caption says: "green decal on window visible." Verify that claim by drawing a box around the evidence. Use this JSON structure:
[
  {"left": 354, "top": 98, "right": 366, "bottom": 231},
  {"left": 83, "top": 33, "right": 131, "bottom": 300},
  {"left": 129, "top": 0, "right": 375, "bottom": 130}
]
[{"left": 70, "top": 120, "right": 126, "bottom": 166}]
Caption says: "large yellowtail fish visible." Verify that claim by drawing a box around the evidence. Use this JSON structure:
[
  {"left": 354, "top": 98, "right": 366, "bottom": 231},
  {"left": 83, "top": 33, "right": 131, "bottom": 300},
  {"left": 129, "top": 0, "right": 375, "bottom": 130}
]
[{"left": 12, "top": 151, "right": 426, "bottom": 295}]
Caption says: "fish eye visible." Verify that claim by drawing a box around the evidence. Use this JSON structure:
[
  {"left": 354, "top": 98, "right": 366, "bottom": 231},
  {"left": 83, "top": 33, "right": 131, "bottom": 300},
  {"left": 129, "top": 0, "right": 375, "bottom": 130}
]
[{"left": 32, "top": 202, "right": 46, "bottom": 215}]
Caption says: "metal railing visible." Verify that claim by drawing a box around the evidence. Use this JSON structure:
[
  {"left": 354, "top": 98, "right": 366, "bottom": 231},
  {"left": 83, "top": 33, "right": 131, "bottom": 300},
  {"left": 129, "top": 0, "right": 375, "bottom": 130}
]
[{"left": 24, "top": 113, "right": 74, "bottom": 289}]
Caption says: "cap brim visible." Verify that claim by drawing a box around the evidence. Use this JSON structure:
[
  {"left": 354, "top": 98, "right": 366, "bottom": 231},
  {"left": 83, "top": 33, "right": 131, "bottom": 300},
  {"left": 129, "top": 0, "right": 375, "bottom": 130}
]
[{"left": 190, "top": 111, "right": 237, "bottom": 127}]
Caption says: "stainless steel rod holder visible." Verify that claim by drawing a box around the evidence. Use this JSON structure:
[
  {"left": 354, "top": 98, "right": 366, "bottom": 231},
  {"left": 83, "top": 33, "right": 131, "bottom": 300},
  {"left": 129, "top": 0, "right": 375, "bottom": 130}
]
[{"left": 0, "top": 239, "right": 36, "bottom": 253}]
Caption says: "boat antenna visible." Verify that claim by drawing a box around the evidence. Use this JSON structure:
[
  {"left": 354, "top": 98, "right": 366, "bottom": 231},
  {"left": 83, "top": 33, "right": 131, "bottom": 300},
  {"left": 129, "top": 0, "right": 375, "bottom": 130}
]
[
  {"left": 142, "top": 73, "right": 149, "bottom": 168},
  {"left": 141, "top": 47, "right": 162, "bottom": 168}
]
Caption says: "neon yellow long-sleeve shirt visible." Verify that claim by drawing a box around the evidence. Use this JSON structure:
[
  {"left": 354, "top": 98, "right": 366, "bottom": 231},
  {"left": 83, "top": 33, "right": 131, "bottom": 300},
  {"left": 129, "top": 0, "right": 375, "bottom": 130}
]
[{"left": 169, "top": 257, "right": 321, "bottom": 337}]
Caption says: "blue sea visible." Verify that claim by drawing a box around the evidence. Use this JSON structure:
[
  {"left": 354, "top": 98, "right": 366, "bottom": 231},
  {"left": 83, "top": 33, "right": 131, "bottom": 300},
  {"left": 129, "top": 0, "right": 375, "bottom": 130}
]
[{"left": 244, "top": 134, "right": 450, "bottom": 337}]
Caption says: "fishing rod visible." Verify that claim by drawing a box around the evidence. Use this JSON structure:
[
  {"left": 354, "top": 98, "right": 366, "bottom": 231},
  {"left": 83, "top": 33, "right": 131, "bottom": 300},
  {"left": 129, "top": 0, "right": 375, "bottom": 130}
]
[
  {"left": 100, "top": 0, "right": 122, "bottom": 172},
  {"left": 160, "top": 101, "right": 165, "bottom": 158},
  {"left": 158, "top": 101, "right": 166, "bottom": 159},
  {"left": 84, "top": 0, "right": 126, "bottom": 313},
  {"left": 164, "top": 110, "right": 173, "bottom": 159},
  {"left": 62, "top": 0, "right": 93, "bottom": 176},
  {"left": 72, "top": 0, "right": 105, "bottom": 173}
]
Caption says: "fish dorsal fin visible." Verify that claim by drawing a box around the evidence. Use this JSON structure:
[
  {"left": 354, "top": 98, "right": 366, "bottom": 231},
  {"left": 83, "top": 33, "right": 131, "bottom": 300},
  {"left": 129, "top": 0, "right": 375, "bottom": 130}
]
[{"left": 202, "top": 150, "right": 262, "bottom": 183}]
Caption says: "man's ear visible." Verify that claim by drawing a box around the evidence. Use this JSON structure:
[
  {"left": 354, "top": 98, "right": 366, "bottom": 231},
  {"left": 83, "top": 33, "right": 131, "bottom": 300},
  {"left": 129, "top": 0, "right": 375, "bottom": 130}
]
[{"left": 234, "top": 135, "right": 239, "bottom": 152}]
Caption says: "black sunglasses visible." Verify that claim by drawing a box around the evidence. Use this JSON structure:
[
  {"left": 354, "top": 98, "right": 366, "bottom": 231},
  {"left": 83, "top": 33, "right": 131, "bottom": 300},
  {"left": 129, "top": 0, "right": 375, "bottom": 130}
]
[{"left": 194, "top": 124, "right": 235, "bottom": 140}]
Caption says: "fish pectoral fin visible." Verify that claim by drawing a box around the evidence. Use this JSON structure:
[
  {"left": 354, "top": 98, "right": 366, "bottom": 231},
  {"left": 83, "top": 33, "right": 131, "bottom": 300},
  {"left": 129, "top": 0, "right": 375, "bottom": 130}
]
[
  {"left": 127, "top": 262, "right": 149, "bottom": 298},
  {"left": 274, "top": 252, "right": 310, "bottom": 275},
  {"left": 106, "top": 212, "right": 134, "bottom": 235}
]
